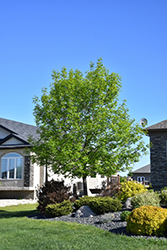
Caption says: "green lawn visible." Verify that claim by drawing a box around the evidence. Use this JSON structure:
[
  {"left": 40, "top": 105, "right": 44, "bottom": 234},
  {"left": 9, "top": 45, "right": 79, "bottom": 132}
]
[{"left": 0, "top": 204, "right": 167, "bottom": 250}]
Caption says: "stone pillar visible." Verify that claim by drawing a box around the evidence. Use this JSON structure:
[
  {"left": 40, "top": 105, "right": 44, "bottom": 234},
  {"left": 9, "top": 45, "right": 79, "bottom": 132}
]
[
  {"left": 150, "top": 135, "right": 167, "bottom": 190},
  {"left": 24, "top": 156, "right": 34, "bottom": 187}
]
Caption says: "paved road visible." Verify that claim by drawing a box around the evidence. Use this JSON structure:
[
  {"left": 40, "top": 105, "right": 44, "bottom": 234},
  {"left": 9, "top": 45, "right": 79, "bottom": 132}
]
[{"left": 0, "top": 199, "right": 37, "bottom": 207}]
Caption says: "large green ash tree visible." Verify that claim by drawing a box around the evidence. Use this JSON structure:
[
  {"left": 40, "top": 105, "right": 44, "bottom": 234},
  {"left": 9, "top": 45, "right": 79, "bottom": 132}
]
[{"left": 29, "top": 59, "right": 148, "bottom": 195}]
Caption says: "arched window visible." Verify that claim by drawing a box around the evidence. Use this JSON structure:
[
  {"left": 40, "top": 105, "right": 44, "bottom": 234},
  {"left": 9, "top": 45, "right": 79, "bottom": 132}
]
[
  {"left": 1, "top": 153, "right": 23, "bottom": 179},
  {"left": 137, "top": 176, "right": 145, "bottom": 183}
]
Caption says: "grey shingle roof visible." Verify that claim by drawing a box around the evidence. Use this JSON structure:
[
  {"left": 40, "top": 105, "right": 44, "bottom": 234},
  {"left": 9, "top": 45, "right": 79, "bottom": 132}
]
[
  {"left": 132, "top": 164, "right": 150, "bottom": 174},
  {"left": 0, "top": 117, "right": 38, "bottom": 145},
  {"left": 146, "top": 119, "right": 167, "bottom": 131}
]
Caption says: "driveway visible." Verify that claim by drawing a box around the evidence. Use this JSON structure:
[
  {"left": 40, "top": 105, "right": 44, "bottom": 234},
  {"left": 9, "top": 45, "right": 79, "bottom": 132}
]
[{"left": 0, "top": 199, "right": 37, "bottom": 207}]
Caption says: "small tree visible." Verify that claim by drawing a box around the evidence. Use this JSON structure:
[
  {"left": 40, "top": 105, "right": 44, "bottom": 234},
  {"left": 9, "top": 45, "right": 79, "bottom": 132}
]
[
  {"left": 29, "top": 59, "right": 148, "bottom": 195},
  {"left": 127, "top": 171, "right": 133, "bottom": 178}
]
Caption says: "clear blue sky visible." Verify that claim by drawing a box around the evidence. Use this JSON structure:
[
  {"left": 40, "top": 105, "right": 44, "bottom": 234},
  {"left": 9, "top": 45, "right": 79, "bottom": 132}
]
[{"left": 1, "top": 0, "right": 167, "bottom": 174}]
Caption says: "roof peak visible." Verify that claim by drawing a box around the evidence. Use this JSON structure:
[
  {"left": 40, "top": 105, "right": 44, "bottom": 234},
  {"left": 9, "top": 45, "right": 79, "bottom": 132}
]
[{"left": 146, "top": 119, "right": 167, "bottom": 131}]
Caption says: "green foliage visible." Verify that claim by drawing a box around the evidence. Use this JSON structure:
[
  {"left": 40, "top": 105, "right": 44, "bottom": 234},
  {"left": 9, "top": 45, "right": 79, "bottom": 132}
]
[
  {"left": 74, "top": 196, "right": 98, "bottom": 210},
  {"left": 29, "top": 58, "right": 148, "bottom": 195},
  {"left": 118, "top": 180, "right": 147, "bottom": 203},
  {"left": 131, "top": 191, "right": 160, "bottom": 208},
  {"left": 120, "top": 176, "right": 126, "bottom": 183},
  {"left": 127, "top": 171, "right": 133, "bottom": 177},
  {"left": 121, "top": 211, "right": 131, "bottom": 221},
  {"left": 45, "top": 200, "right": 73, "bottom": 217},
  {"left": 37, "top": 179, "right": 72, "bottom": 215},
  {"left": 74, "top": 196, "right": 122, "bottom": 214},
  {"left": 89, "top": 197, "right": 122, "bottom": 215},
  {"left": 159, "top": 191, "right": 167, "bottom": 205},
  {"left": 127, "top": 206, "right": 167, "bottom": 236}
]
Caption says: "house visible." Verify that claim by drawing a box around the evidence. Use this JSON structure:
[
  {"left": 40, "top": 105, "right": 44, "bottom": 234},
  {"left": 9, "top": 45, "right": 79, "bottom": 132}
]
[
  {"left": 146, "top": 119, "right": 167, "bottom": 190},
  {"left": 0, "top": 117, "right": 45, "bottom": 199},
  {"left": 132, "top": 164, "right": 151, "bottom": 185},
  {"left": 0, "top": 117, "right": 108, "bottom": 199}
]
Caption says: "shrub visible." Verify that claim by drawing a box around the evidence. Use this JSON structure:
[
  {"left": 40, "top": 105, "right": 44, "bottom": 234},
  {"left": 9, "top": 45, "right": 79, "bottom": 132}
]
[
  {"left": 46, "top": 200, "right": 73, "bottom": 217},
  {"left": 74, "top": 196, "right": 96, "bottom": 210},
  {"left": 159, "top": 190, "right": 167, "bottom": 205},
  {"left": 98, "top": 178, "right": 121, "bottom": 197},
  {"left": 89, "top": 197, "right": 122, "bottom": 215},
  {"left": 131, "top": 191, "right": 160, "bottom": 209},
  {"left": 127, "top": 206, "right": 167, "bottom": 236},
  {"left": 74, "top": 196, "right": 122, "bottom": 214},
  {"left": 117, "top": 181, "right": 147, "bottom": 203},
  {"left": 37, "top": 179, "right": 72, "bottom": 215},
  {"left": 121, "top": 211, "right": 131, "bottom": 221}
]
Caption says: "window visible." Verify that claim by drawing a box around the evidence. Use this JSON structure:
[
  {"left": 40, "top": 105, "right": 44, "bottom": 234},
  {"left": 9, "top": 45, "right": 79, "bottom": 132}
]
[
  {"left": 137, "top": 176, "right": 145, "bottom": 183},
  {"left": 1, "top": 153, "right": 23, "bottom": 179}
]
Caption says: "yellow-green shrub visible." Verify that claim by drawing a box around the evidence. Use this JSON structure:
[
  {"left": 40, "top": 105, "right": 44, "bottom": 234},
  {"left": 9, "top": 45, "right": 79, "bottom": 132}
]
[
  {"left": 118, "top": 181, "right": 147, "bottom": 203},
  {"left": 127, "top": 206, "right": 167, "bottom": 236}
]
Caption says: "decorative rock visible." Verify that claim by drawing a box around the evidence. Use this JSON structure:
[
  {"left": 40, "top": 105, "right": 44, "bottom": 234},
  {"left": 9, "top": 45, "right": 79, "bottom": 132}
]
[
  {"left": 124, "top": 198, "right": 132, "bottom": 209},
  {"left": 75, "top": 205, "right": 96, "bottom": 218},
  {"left": 98, "top": 213, "right": 115, "bottom": 224}
]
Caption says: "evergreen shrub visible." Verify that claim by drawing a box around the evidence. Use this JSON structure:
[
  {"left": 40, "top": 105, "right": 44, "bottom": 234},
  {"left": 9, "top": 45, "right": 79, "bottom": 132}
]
[
  {"left": 46, "top": 200, "right": 73, "bottom": 217},
  {"left": 74, "top": 196, "right": 96, "bottom": 210},
  {"left": 121, "top": 211, "right": 131, "bottom": 221},
  {"left": 89, "top": 197, "right": 122, "bottom": 214},
  {"left": 127, "top": 206, "right": 167, "bottom": 236},
  {"left": 37, "top": 179, "right": 72, "bottom": 215}
]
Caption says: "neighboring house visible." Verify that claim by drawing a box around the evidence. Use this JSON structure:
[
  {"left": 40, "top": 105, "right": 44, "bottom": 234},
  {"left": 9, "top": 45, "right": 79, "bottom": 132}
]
[
  {"left": 0, "top": 117, "right": 108, "bottom": 199},
  {"left": 146, "top": 119, "right": 167, "bottom": 190},
  {"left": 0, "top": 117, "right": 45, "bottom": 199},
  {"left": 132, "top": 164, "right": 151, "bottom": 184}
]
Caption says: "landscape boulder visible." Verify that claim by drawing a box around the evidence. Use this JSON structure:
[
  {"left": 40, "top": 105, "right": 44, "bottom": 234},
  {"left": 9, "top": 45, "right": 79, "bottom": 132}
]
[
  {"left": 75, "top": 205, "right": 97, "bottom": 218},
  {"left": 124, "top": 198, "right": 132, "bottom": 209}
]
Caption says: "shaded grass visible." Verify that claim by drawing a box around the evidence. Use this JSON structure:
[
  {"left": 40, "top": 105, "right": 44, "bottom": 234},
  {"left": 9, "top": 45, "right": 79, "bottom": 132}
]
[{"left": 0, "top": 204, "right": 167, "bottom": 250}]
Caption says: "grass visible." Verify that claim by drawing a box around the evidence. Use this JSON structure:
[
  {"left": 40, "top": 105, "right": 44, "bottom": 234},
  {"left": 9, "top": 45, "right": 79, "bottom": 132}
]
[{"left": 0, "top": 204, "right": 167, "bottom": 249}]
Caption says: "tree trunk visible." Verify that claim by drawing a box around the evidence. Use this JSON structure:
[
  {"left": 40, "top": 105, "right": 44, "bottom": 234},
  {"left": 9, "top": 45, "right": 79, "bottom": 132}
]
[
  {"left": 83, "top": 176, "right": 88, "bottom": 195},
  {"left": 45, "top": 163, "right": 48, "bottom": 183}
]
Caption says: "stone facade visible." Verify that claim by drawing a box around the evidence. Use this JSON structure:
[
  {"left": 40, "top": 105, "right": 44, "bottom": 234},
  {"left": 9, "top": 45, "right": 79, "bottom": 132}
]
[
  {"left": 150, "top": 134, "right": 167, "bottom": 190},
  {"left": 24, "top": 156, "right": 34, "bottom": 187}
]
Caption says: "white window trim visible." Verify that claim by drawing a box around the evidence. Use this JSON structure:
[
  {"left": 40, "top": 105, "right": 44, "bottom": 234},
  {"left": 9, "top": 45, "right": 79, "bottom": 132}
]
[
  {"left": 1, "top": 153, "right": 23, "bottom": 180},
  {"left": 137, "top": 176, "right": 145, "bottom": 183}
]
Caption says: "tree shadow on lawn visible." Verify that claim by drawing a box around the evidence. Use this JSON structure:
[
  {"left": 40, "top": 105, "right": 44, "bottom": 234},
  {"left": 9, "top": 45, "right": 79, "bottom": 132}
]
[{"left": 0, "top": 209, "right": 39, "bottom": 219}]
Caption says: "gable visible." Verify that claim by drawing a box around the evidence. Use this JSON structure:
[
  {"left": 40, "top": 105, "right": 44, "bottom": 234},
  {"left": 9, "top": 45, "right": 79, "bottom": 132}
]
[
  {"left": 0, "top": 127, "right": 12, "bottom": 139},
  {"left": 1, "top": 137, "right": 25, "bottom": 145},
  {"left": 132, "top": 164, "right": 151, "bottom": 174},
  {"left": 0, "top": 118, "right": 39, "bottom": 146}
]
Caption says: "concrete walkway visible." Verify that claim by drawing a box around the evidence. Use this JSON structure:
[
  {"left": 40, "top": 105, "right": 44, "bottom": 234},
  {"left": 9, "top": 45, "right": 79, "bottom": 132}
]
[{"left": 0, "top": 199, "right": 37, "bottom": 207}]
